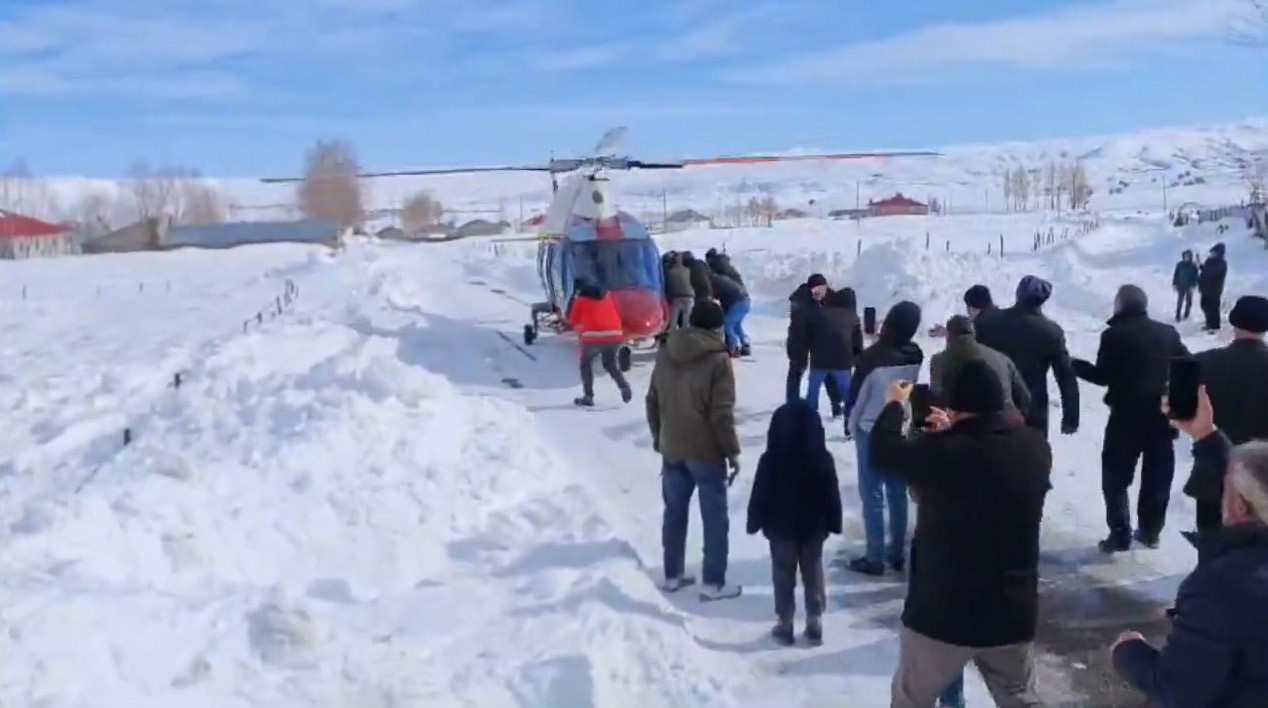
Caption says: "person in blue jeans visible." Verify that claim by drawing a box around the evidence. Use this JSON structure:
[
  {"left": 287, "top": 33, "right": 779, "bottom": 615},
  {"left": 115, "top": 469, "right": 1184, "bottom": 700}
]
[
  {"left": 845, "top": 300, "right": 923, "bottom": 575},
  {"left": 645, "top": 299, "right": 743, "bottom": 601},
  {"left": 802, "top": 287, "right": 863, "bottom": 414},
  {"left": 724, "top": 295, "right": 751, "bottom": 355}
]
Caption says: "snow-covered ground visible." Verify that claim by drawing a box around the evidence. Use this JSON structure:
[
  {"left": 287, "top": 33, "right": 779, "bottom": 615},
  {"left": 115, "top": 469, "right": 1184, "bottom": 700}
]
[{"left": 4, "top": 208, "right": 1267, "bottom": 706}]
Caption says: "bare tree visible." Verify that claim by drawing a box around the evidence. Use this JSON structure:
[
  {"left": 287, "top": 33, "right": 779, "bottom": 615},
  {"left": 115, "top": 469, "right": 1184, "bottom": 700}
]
[
  {"left": 177, "top": 180, "right": 228, "bottom": 225},
  {"left": 297, "top": 138, "right": 364, "bottom": 227},
  {"left": 68, "top": 191, "right": 116, "bottom": 233},
  {"left": 1068, "top": 162, "right": 1092, "bottom": 211},
  {"left": 1001, "top": 169, "right": 1013, "bottom": 212},
  {"left": 0, "top": 159, "right": 61, "bottom": 219},
  {"left": 125, "top": 161, "right": 179, "bottom": 220},
  {"left": 1244, "top": 157, "right": 1267, "bottom": 204},
  {"left": 401, "top": 190, "right": 444, "bottom": 231}
]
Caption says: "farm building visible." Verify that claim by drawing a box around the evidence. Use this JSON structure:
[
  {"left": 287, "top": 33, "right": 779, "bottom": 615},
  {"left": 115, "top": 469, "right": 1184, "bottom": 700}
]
[
  {"left": 664, "top": 209, "right": 712, "bottom": 232},
  {"left": 0, "top": 210, "right": 80, "bottom": 259},
  {"left": 83, "top": 216, "right": 169, "bottom": 254},
  {"left": 455, "top": 219, "right": 510, "bottom": 238},
  {"left": 868, "top": 193, "right": 929, "bottom": 217},
  {"left": 163, "top": 220, "right": 344, "bottom": 250}
]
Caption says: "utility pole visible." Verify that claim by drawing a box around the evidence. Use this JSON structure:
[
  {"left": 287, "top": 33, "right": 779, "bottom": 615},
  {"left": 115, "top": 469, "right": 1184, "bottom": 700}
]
[
  {"left": 855, "top": 181, "right": 861, "bottom": 210},
  {"left": 662, "top": 189, "right": 668, "bottom": 229}
]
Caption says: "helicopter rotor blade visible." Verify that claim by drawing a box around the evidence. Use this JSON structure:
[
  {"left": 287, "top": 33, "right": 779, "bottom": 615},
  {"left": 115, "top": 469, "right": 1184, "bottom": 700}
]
[
  {"left": 593, "top": 126, "right": 629, "bottom": 156},
  {"left": 258, "top": 164, "right": 554, "bottom": 184},
  {"left": 679, "top": 150, "right": 941, "bottom": 167}
]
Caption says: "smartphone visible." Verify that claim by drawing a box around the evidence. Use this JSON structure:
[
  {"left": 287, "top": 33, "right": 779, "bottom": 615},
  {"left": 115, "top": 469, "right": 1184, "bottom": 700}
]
[
  {"left": 909, "top": 383, "right": 932, "bottom": 427},
  {"left": 863, "top": 306, "right": 877, "bottom": 335},
  {"left": 1167, "top": 357, "right": 1201, "bottom": 420}
]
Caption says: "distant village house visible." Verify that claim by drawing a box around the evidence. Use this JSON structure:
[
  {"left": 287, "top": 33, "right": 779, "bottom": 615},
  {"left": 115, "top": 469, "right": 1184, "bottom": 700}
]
[
  {"left": 868, "top": 193, "right": 929, "bottom": 217},
  {"left": 0, "top": 210, "right": 80, "bottom": 259},
  {"left": 83, "top": 218, "right": 344, "bottom": 254}
]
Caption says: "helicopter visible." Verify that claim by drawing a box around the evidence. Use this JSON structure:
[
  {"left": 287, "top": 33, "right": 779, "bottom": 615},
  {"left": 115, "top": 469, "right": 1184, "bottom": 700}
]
[{"left": 262, "top": 127, "right": 940, "bottom": 370}]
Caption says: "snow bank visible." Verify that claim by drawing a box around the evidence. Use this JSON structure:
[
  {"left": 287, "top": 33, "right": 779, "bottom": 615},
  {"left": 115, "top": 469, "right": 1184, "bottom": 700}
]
[{"left": 1, "top": 247, "right": 733, "bottom": 708}]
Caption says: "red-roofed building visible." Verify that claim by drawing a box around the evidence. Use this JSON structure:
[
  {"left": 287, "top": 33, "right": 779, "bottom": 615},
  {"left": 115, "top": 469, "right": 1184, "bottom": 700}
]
[
  {"left": 0, "top": 210, "right": 79, "bottom": 259},
  {"left": 868, "top": 193, "right": 929, "bottom": 217}
]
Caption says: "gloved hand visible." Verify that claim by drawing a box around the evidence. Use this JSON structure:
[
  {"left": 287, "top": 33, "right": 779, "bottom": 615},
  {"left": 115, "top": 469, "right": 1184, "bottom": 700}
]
[{"left": 726, "top": 456, "right": 741, "bottom": 486}]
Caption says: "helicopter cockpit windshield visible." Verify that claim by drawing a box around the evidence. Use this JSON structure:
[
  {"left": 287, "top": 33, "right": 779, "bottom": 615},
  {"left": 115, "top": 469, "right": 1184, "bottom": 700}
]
[{"left": 567, "top": 239, "right": 661, "bottom": 291}]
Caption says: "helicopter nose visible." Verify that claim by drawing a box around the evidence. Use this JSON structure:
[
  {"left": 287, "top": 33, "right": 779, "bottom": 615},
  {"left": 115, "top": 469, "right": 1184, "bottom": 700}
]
[{"left": 609, "top": 288, "right": 665, "bottom": 336}]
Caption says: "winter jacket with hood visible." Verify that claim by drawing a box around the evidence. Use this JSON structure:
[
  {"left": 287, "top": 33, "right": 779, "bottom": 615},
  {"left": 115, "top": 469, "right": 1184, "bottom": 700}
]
[
  {"left": 645, "top": 327, "right": 740, "bottom": 464},
  {"left": 974, "top": 302, "right": 1080, "bottom": 432},
  {"left": 929, "top": 333, "right": 1031, "bottom": 419},
  {"left": 1173, "top": 253, "right": 1199, "bottom": 291},
  {"left": 664, "top": 261, "right": 694, "bottom": 299},
  {"left": 709, "top": 271, "right": 748, "bottom": 311},
  {"left": 681, "top": 254, "right": 713, "bottom": 300},
  {"left": 870, "top": 404, "right": 1052, "bottom": 648},
  {"left": 847, "top": 301, "right": 924, "bottom": 434},
  {"left": 746, "top": 401, "right": 844, "bottom": 544},
  {"left": 1072, "top": 303, "right": 1189, "bottom": 417},
  {"left": 1199, "top": 243, "right": 1228, "bottom": 296},
  {"left": 787, "top": 284, "right": 822, "bottom": 362},
  {"left": 707, "top": 252, "right": 745, "bottom": 287},
  {"left": 1180, "top": 338, "right": 1268, "bottom": 505}
]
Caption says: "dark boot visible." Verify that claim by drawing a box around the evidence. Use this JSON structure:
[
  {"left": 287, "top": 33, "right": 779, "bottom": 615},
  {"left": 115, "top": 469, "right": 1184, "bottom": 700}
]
[
  {"left": 771, "top": 620, "right": 795, "bottom": 646},
  {"left": 847, "top": 557, "right": 885, "bottom": 576},
  {"left": 1133, "top": 529, "right": 1159, "bottom": 549},
  {"left": 1098, "top": 533, "right": 1131, "bottom": 554},
  {"left": 573, "top": 396, "right": 594, "bottom": 407},
  {"left": 804, "top": 616, "right": 823, "bottom": 646}
]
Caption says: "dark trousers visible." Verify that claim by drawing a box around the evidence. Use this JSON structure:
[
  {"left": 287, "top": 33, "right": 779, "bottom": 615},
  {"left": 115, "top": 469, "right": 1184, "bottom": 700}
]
[
  {"left": 1195, "top": 500, "right": 1222, "bottom": 532},
  {"left": 1101, "top": 412, "right": 1176, "bottom": 538},
  {"left": 580, "top": 342, "right": 629, "bottom": 398},
  {"left": 785, "top": 360, "right": 841, "bottom": 408},
  {"left": 1175, "top": 288, "right": 1194, "bottom": 321},
  {"left": 1025, "top": 413, "right": 1049, "bottom": 441},
  {"left": 769, "top": 537, "right": 826, "bottom": 621},
  {"left": 1200, "top": 291, "right": 1222, "bottom": 330}
]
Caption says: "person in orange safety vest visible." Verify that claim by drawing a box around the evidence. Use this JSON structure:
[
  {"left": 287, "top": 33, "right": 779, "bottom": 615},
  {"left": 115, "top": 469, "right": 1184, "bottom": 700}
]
[{"left": 567, "top": 279, "right": 633, "bottom": 407}]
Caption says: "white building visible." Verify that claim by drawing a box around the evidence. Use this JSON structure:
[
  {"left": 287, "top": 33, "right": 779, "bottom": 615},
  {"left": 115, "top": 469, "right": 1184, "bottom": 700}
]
[{"left": 0, "top": 210, "right": 80, "bottom": 259}]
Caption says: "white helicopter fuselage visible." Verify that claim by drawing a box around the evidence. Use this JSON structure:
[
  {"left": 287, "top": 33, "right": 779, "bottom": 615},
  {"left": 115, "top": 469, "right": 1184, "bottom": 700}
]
[{"left": 539, "top": 171, "right": 618, "bottom": 238}]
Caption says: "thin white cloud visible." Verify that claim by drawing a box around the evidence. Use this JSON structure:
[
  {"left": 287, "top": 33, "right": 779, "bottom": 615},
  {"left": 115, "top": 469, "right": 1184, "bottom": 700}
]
[{"left": 730, "top": 0, "right": 1245, "bottom": 84}]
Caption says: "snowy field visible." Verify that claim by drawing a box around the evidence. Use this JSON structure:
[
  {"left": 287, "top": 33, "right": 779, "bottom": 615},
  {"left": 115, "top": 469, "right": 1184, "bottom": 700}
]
[{"left": 3, "top": 208, "right": 1268, "bottom": 707}]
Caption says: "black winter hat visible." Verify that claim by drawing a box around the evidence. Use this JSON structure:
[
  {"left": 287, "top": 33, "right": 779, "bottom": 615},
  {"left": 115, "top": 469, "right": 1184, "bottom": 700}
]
[
  {"left": 806, "top": 273, "right": 828, "bottom": 288},
  {"left": 963, "top": 284, "right": 993, "bottom": 310},
  {"left": 882, "top": 301, "right": 922, "bottom": 343},
  {"left": 1229, "top": 295, "right": 1268, "bottom": 334},
  {"left": 689, "top": 298, "right": 726, "bottom": 330},
  {"left": 1016, "top": 275, "right": 1053, "bottom": 306},
  {"left": 946, "top": 359, "right": 1005, "bottom": 415},
  {"left": 946, "top": 314, "right": 975, "bottom": 338}
]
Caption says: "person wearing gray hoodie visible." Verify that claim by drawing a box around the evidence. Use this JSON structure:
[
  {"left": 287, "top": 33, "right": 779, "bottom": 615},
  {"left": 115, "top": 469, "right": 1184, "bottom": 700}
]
[{"left": 845, "top": 301, "right": 924, "bottom": 576}]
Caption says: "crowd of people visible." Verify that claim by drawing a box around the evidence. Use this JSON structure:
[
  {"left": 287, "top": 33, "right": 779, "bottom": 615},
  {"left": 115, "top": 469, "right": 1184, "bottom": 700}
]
[{"left": 629, "top": 240, "right": 1268, "bottom": 707}]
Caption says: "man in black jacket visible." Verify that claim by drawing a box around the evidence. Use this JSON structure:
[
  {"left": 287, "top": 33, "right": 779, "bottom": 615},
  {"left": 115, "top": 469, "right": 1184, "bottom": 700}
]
[
  {"left": 706, "top": 248, "right": 745, "bottom": 287},
  {"left": 872, "top": 360, "right": 1051, "bottom": 707},
  {"left": 1112, "top": 383, "right": 1268, "bottom": 707},
  {"left": 975, "top": 275, "right": 1080, "bottom": 439},
  {"left": 786, "top": 274, "right": 842, "bottom": 410},
  {"left": 709, "top": 270, "right": 750, "bottom": 357},
  {"left": 1189, "top": 295, "right": 1268, "bottom": 531},
  {"left": 964, "top": 284, "right": 997, "bottom": 321},
  {"left": 802, "top": 287, "right": 863, "bottom": 415},
  {"left": 680, "top": 251, "right": 713, "bottom": 301},
  {"left": 1172, "top": 249, "right": 1199, "bottom": 322},
  {"left": 1073, "top": 285, "right": 1190, "bottom": 552},
  {"left": 1198, "top": 242, "right": 1228, "bottom": 332}
]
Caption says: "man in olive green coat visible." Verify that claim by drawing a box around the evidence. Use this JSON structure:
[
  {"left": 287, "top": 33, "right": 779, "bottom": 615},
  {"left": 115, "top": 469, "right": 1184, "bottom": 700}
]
[
  {"left": 929, "top": 315, "right": 1031, "bottom": 423},
  {"left": 646, "top": 299, "right": 742, "bottom": 601},
  {"left": 664, "top": 253, "right": 696, "bottom": 330}
]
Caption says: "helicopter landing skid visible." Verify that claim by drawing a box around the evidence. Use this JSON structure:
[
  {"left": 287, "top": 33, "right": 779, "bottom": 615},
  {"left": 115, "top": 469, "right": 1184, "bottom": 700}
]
[{"left": 524, "top": 302, "right": 559, "bottom": 346}]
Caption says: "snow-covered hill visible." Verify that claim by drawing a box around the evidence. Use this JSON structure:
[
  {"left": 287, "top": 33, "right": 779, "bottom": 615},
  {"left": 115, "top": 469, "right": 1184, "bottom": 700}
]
[
  {"left": 21, "top": 117, "right": 1268, "bottom": 224},
  {"left": 4, "top": 205, "right": 1263, "bottom": 706}
]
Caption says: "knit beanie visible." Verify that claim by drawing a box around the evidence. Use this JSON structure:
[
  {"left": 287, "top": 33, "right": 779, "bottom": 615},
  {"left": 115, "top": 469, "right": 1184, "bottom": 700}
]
[
  {"left": 689, "top": 298, "right": 726, "bottom": 330},
  {"left": 1016, "top": 275, "right": 1053, "bottom": 307},
  {"left": 1229, "top": 295, "right": 1268, "bottom": 334},
  {"left": 946, "top": 314, "right": 975, "bottom": 338},
  {"left": 946, "top": 359, "right": 1005, "bottom": 415},
  {"left": 806, "top": 273, "right": 828, "bottom": 288}
]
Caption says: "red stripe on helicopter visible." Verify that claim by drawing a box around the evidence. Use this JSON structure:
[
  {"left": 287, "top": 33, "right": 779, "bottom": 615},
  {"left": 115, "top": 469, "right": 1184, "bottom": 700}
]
[{"left": 595, "top": 216, "right": 623, "bottom": 241}]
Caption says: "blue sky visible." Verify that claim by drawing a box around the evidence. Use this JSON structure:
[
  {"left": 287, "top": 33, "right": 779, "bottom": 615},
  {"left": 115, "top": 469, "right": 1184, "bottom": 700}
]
[{"left": 2, "top": 0, "right": 1266, "bottom": 176}]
